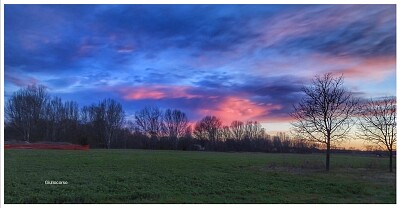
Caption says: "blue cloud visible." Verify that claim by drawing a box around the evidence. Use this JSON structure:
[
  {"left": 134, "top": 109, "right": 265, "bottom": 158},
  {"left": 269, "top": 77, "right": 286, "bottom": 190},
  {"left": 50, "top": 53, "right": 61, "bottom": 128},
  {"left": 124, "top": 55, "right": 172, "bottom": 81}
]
[{"left": 4, "top": 4, "right": 396, "bottom": 126}]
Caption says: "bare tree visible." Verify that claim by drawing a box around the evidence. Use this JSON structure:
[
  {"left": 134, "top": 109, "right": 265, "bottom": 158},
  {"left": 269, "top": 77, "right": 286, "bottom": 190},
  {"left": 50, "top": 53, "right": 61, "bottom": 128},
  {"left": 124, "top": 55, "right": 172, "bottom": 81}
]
[
  {"left": 184, "top": 125, "right": 193, "bottom": 138},
  {"left": 193, "top": 116, "right": 222, "bottom": 149},
  {"left": 83, "top": 98, "right": 125, "bottom": 148},
  {"left": 102, "top": 99, "right": 125, "bottom": 148},
  {"left": 244, "top": 121, "right": 264, "bottom": 140},
  {"left": 357, "top": 97, "right": 396, "bottom": 172},
  {"left": 63, "top": 101, "right": 79, "bottom": 123},
  {"left": 5, "top": 85, "right": 48, "bottom": 142},
  {"left": 291, "top": 73, "right": 358, "bottom": 171},
  {"left": 193, "top": 123, "right": 208, "bottom": 141},
  {"left": 220, "top": 126, "right": 232, "bottom": 142},
  {"left": 163, "top": 109, "right": 189, "bottom": 138},
  {"left": 135, "top": 106, "right": 164, "bottom": 138},
  {"left": 230, "top": 120, "right": 245, "bottom": 140},
  {"left": 44, "top": 97, "right": 64, "bottom": 141},
  {"left": 163, "top": 109, "right": 189, "bottom": 149}
]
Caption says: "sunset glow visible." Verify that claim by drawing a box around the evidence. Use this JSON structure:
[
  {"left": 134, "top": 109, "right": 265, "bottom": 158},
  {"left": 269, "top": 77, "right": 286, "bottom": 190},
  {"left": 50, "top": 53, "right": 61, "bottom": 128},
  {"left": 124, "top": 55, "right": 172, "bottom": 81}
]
[{"left": 4, "top": 4, "right": 396, "bottom": 149}]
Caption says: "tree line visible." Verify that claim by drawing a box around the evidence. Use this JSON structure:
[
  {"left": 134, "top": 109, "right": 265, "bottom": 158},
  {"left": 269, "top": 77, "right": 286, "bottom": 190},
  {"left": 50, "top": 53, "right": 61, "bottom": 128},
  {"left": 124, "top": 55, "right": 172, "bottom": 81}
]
[
  {"left": 4, "top": 73, "right": 396, "bottom": 172},
  {"left": 4, "top": 85, "right": 318, "bottom": 153}
]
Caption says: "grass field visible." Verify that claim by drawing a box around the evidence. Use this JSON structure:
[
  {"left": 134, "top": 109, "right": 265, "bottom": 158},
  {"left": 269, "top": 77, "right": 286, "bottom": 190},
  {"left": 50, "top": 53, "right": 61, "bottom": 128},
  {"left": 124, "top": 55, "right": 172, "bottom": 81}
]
[{"left": 4, "top": 149, "right": 396, "bottom": 203}]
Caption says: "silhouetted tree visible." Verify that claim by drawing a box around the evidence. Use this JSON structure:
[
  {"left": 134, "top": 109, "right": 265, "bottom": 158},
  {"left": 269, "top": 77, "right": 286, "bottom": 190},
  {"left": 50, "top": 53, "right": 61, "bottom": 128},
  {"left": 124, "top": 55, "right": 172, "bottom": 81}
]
[
  {"left": 83, "top": 98, "right": 125, "bottom": 148},
  {"left": 44, "top": 97, "right": 64, "bottom": 141},
  {"left": 163, "top": 109, "right": 189, "bottom": 149},
  {"left": 230, "top": 120, "right": 245, "bottom": 141},
  {"left": 193, "top": 116, "right": 222, "bottom": 150},
  {"left": 244, "top": 121, "right": 264, "bottom": 139},
  {"left": 135, "top": 106, "right": 164, "bottom": 138},
  {"left": 178, "top": 126, "right": 194, "bottom": 151},
  {"left": 42, "top": 97, "right": 79, "bottom": 142},
  {"left": 291, "top": 73, "right": 358, "bottom": 171},
  {"left": 5, "top": 85, "right": 48, "bottom": 142},
  {"left": 61, "top": 101, "right": 80, "bottom": 142},
  {"left": 220, "top": 126, "right": 232, "bottom": 142},
  {"left": 357, "top": 96, "right": 396, "bottom": 172}
]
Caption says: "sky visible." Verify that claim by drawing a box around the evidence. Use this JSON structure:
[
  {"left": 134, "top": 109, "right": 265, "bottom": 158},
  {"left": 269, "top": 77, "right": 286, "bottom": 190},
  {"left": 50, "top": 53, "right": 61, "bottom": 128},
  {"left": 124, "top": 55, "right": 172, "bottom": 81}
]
[{"left": 4, "top": 4, "right": 396, "bottom": 147}]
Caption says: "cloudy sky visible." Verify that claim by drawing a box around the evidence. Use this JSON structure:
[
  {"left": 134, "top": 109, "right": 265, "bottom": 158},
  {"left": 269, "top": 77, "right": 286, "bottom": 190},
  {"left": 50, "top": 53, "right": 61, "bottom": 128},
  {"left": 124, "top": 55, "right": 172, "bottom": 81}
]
[{"left": 4, "top": 4, "right": 396, "bottom": 140}]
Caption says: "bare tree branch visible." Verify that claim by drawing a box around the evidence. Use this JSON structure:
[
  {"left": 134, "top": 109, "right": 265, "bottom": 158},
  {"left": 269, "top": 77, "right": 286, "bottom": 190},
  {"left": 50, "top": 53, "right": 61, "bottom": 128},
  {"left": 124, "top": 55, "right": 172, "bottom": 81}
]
[
  {"left": 357, "top": 96, "right": 396, "bottom": 172},
  {"left": 290, "top": 73, "right": 358, "bottom": 171}
]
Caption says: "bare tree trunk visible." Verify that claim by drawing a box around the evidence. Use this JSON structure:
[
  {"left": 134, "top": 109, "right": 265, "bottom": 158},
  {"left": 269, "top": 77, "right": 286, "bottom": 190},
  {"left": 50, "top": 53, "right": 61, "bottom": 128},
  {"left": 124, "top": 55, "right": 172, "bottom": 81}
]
[
  {"left": 326, "top": 140, "right": 330, "bottom": 171},
  {"left": 106, "top": 134, "right": 111, "bottom": 149},
  {"left": 27, "top": 130, "right": 30, "bottom": 143},
  {"left": 389, "top": 150, "right": 393, "bottom": 173}
]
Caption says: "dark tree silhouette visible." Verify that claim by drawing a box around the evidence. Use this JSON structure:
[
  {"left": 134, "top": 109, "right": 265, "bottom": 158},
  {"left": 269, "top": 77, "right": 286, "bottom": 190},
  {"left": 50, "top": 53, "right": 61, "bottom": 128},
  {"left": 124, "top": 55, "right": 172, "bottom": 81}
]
[
  {"left": 44, "top": 97, "right": 79, "bottom": 142},
  {"left": 135, "top": 106, "right": 164, "bottom": 138},
  {"left": 83, "top": 98, "right": 125, "bottom": 148},
  {"left": 291, "top": 73, "right": 358, "bottom": 171},
  {"left": 193, "top": 116, "right": 222, "bottom": 149},
  {"left": 244, "top": 121, "right": 264, "bottom": 139},
  {"left": 61, "top": 101, "right": 80, "bottom": 142},
  {"left": 5, "top": 85, "right": 48, "bottom": 142},
  {"left": 230, "top": 120, "right": 245, "bottom": 141},
  {"left": 357, "top": 97, "right": 396, "bottom": 172},
  {"left": 163, "top": 109, "right": 189, "bottom": 149},
  {"left": 163, "top": 109, "right": 189, "bottom": 138},
  {"left": 4, "top": 85, "right": 338, "bottom": 154},
  {"left": 44, "top": 97, "right": 64, "bottom": 141},
  {"left": 102, "top": 99, "right": 125, "bottom": 148},
  {"left": 220, "top": 126, "right": 232, "bottom": 142}
]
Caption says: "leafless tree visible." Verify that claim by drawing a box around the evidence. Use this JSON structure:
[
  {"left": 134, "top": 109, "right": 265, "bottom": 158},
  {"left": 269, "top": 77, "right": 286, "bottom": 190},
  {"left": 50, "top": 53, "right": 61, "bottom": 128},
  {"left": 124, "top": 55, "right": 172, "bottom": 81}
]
[
  {"left": 44, "top": 97, "right": 64, "bottom": 141},
  {"left": 220, "top": 126, "right": 232, "bottom": 142},
  {"left": 193, "top": 116, "right": 222, "bottom": 148},
  {"left": 60, "top": 100, "right": 80, "bottom": 143},
  {"left": 163, "top": 109, "right": 189, "bottom": 138},
  {"left": 103, "top": 99, "right": 125, "bottom": 148},
  {"left": 244, "top": 121, "right": 264, "bottom": 139},
  {"left": 5, "top": 85, "right": 48, "bottom": 142},
  {"left": 184, "top": 125, "right": 193, "bottom": 138},
  {"left": 357, "top": 96, "right": 396, "bottom": 172},
  {"left": 42, "top": 97, "right": 80, "bottom": 141},
  {"left": 291, "top": 73, "right": 358, "bottom": 171},
  {"left": 230, "top": 120, "right": 245, "bottom": 140},
  {"left": 83, "top": 98, "right": 125, "bottom": 148},
  {"left": 135, "top": 106, "right": 164, "bottom": 138},
  {"left": 163, "top": 109, "right": 189, "bottom": 149}
]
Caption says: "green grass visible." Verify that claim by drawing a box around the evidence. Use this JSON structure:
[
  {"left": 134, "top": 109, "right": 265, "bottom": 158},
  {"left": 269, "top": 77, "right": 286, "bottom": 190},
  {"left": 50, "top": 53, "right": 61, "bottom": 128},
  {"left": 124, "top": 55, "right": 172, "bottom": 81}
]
[{"left": 4, "top": 149, "right": 396, "bottom": 203}]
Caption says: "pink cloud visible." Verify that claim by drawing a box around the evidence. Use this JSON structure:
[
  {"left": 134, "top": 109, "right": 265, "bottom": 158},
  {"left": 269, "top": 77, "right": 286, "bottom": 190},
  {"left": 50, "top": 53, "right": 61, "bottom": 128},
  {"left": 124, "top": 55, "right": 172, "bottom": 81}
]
[
  {"left": 118, "top": 85, "right": 201, "bottom": 100},
  {"left": 117, "top": 46, "right": 134, "bottom": 53},
  {"left": 5, "top": 73, "right": 38, "bottom": 87},
  {"left": 197, "top": 96, "right": 282, "bottom": 125},
  {"left": 299, "top": 54, "right": 396, "bottom": 81},
  {"left": 250, "top": 53, "right": 395, "bottom": 82},
  {"left": 256, "top": 5, "right": 393, "bottom": 47},
  {"left": 332, "top": 56, "right": 396, "bottom": 81},
  {"left": 77, "top": 44, "right": 96, "bottom": 56}
]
